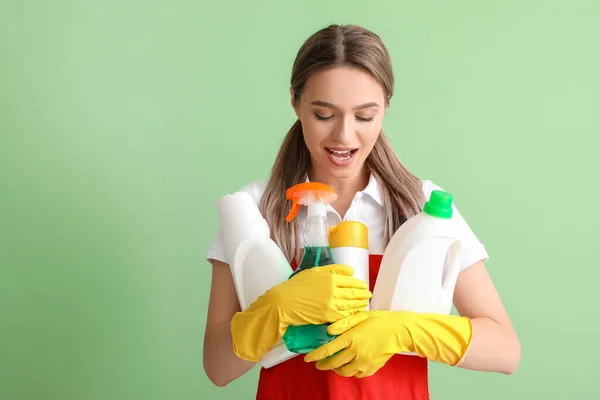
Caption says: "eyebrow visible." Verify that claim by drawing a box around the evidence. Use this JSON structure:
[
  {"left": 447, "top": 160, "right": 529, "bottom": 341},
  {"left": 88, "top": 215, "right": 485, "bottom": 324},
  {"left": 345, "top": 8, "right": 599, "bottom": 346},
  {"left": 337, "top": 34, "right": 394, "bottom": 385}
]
[{"left": 310, "top": 100, "right": 380, "bottom": 110}]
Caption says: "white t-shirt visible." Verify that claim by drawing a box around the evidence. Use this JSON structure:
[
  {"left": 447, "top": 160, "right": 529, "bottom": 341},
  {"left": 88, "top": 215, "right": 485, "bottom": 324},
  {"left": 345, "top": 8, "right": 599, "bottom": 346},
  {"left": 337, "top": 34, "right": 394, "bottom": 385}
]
[{"left": 206, "top": 175, "right": 489, "bottom": 273}]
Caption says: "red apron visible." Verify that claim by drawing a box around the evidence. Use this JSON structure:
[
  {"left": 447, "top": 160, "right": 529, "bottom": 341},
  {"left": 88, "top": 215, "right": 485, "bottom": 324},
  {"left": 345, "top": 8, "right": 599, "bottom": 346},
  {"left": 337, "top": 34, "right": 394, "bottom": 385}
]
[{"left": 256, "top": 254, "right": 430, "bottom": 400}]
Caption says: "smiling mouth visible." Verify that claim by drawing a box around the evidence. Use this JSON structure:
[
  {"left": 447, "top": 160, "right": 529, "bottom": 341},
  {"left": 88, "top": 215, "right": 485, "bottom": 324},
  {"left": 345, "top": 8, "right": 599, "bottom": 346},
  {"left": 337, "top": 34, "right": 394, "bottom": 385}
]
[{"left": 326, "top": 148, "right": 358, "bottom": 160}]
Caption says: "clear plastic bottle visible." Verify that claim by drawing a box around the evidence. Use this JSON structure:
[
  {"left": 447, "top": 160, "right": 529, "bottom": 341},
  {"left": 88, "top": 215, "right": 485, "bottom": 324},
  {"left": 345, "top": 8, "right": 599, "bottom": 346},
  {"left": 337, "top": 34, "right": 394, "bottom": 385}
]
[{"left": 281, "top": 182, "right": 339, "bottom": 354}]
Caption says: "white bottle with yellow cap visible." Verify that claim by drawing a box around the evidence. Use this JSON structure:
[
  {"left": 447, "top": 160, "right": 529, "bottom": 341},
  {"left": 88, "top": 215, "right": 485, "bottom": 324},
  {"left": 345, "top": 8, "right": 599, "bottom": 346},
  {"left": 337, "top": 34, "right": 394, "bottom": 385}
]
[{"left": 329, "top": 221, "right": 370, "bottom": 309}]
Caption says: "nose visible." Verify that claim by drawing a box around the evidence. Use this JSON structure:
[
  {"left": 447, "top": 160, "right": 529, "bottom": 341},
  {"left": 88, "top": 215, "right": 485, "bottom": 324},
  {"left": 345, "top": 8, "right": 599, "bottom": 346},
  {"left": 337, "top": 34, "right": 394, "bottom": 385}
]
[{"left": 331, "top": 115, "right": 354, "bottom": 143}]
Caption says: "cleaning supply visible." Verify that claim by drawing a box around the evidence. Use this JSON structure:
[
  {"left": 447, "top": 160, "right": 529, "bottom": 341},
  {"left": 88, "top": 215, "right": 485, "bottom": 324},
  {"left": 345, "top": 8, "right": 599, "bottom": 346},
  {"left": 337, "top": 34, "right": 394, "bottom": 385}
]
[
  {"left": 217, "top": 188, "right": 371, "bottom": 367},
  {"left": 230, "top": 264, "right": 371, "bottom": 363},
  {"left": 216, "top": 191, "right": 293, "bottom": 309},
  {"left": 303, "top": 190, "right": 474, "bottom": 378},
  {"left": 280, "top": 182, "right": 344, "bottom": 354},
  {"left": 370, "top": 190, "right": 463, "bottom": 316},
  {"left": 216, "top": 191, "right": 297, "bottom": 368},
  {"left": 329, "top": 221, "right": 370, "bottom": 308},
  {"left": 304, "top": 309, "right": 473, "bottom": 378}
]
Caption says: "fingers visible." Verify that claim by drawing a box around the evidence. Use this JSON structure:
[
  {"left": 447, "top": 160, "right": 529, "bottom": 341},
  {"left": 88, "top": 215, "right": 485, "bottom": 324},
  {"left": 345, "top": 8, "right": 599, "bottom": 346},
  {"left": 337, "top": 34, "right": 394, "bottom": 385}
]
[
  {"left": 338, "top": 359, "right": 387, "bottom": 378},
  {"left": 334, "top": 286, "right": 372, "bottom": 300},
  {"left": 327, "top": 311, "right": 370, "bottom": 335},
  {"left": 353, "top": 366, "right": 380, "bottom": 379},
  {"left": 312, "top": 264, "right": 355, "bottom": 276},
  {"left": 332, "top": 299, "right": 370, "bottom": 312},
  {"left": 336, "top": 361, "right": 363, "bottom": 378},
  {"left": 301, "top": 264, "right": 368, "bottom": 290},
  {"left": 315, "top": 349, "right": 355, "bottom": 371},
  {"left": 333, "top": 274, "right": 369, "bottom": 290},
  {"left": 304, "top": 335, "right": 351, "bottom": 362}
]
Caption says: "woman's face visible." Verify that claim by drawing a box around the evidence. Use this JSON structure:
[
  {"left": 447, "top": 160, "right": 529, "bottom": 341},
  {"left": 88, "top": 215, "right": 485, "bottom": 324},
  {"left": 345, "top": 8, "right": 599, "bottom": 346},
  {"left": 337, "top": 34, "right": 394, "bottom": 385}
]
[{"left": 292, "top": 66, "right": 387, "bottom": 183}]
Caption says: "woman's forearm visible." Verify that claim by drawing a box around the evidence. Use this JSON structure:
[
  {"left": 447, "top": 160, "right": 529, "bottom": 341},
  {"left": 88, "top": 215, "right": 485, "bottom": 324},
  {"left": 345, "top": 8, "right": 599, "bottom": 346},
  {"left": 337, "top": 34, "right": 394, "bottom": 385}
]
[
  {"left": 203, "top": 319, "right": 256, "bottom": 387},
  {"left": 457, "top": 317, "right": 521, "bottom": 375}
]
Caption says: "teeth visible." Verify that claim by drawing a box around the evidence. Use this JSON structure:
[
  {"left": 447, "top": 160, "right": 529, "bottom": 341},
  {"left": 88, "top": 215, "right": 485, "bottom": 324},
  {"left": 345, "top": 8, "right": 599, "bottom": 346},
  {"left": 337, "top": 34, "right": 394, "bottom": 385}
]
[
  {"left": 330, "top": 150, "right": 352, "bottom": 160},
  {"left": 327, "top": 148, "right": 355, "bottom": 161},
  {"left": 329, "top": 149, "right": 352, "bottom": 155}
]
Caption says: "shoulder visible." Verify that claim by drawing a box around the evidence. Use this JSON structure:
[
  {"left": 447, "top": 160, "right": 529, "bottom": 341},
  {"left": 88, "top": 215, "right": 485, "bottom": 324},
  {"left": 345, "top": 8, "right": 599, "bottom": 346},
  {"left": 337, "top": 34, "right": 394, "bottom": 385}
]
[
  {"left": 418, "top": 179, "right": 490, "bottom": 268},
  {"left": 419, "top": 180, "right": 457, "bottom": 209},
  {"left": 205, "top": 179, "right": 268, "bottom": 265},
  {"left": 234, "top": 180, "right": 268, "bottom": 206},
  {"left": 419, "top": 179, "right": 443, "bottom": 198}
]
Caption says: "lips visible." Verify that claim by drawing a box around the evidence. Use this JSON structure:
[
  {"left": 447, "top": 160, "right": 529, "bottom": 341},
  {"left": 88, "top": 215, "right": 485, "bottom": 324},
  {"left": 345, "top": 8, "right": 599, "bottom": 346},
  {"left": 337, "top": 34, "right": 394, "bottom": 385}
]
[
  {"left": 325, "top": 147, "right": 358, "bottom": 167},
  {"left": 326, "top": 148, "right": 357, "bottom": 160}
]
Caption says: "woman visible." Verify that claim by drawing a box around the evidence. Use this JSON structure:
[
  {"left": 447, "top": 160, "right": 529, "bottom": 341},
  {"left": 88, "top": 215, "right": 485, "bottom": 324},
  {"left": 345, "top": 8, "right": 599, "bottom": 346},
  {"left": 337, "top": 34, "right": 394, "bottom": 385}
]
[{"left": 203, "top": 24, "right": 521, "bottom": 399}]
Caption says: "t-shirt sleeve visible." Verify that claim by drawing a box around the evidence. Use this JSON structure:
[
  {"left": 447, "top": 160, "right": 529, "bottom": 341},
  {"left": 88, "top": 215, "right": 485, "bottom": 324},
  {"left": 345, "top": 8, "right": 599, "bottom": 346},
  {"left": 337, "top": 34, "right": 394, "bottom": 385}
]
[
  {"left": 421, "top": 180, "right": 489, "bottom": 272},
  {"left": 206, "top": 224, "right": 228, "bottom": 265},
  {"left": 205, "top": 180, "right": 267, "bottom": 265}
]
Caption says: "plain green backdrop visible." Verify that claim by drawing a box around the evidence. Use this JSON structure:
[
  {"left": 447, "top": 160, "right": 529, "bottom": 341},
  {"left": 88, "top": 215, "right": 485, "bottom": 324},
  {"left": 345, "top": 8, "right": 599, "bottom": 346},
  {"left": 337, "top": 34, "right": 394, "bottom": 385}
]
[{"left": 1, "top": 1, "right": 599, "bottom": 399}]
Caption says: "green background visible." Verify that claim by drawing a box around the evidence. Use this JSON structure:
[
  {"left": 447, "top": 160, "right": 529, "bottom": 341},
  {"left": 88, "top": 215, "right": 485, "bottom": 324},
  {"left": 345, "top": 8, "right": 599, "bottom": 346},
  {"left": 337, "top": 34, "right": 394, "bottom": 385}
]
[{"left": 2, "top": 1, "right": 599, "bottom": 399}]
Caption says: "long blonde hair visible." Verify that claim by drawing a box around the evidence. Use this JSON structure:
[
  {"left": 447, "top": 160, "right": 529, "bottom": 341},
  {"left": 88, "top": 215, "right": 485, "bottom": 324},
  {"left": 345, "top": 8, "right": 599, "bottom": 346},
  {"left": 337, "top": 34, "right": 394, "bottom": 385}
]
[{"left": 259, "top": 24, "right": 425, "bottom": 263}]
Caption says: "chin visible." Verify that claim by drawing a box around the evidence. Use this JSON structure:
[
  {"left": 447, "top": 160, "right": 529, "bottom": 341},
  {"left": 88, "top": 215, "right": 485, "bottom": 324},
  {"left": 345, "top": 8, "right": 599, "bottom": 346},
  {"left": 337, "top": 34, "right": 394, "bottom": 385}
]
[
  {"left": 323, "top": 158, "right": 364, "bottom": 180},
  {"left": 329, "top": 167, "right": 360, "bottom": 179}
]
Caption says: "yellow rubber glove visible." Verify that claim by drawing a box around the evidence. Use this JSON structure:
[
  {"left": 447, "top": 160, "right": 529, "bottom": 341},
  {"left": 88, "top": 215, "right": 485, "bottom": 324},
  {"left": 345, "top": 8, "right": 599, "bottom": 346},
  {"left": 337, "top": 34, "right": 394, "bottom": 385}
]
[
  {"left": 304, "top": 310, "right": 473, "bottom": 378},
  {"left": 231, "top": 264, "right": 372, "bottom": 362}
]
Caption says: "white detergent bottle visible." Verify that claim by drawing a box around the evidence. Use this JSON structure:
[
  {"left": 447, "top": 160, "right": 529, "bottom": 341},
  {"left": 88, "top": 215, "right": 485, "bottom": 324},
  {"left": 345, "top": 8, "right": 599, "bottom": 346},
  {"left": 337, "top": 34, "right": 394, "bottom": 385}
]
[
  {"left": 216, "top": 191, "right": 297, "bottom": 368},
  {"left": 370, "top": 190, "right": 463, "bottom": 316},
  {"left": 329, "top": 221, "right": 370, "bottom": 309}
]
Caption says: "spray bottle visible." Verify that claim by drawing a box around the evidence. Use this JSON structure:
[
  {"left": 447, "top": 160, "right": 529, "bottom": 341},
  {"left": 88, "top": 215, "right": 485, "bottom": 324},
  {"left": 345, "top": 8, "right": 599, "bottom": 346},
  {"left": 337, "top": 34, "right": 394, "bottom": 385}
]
[{"left": 281, "top": 182, "right": 339, "bottom": 354}]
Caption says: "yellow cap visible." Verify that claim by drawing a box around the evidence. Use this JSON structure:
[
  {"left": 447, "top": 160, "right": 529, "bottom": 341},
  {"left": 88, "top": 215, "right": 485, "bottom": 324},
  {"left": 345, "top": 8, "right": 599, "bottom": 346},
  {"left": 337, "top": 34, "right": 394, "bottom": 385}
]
[{"left": 329, "top": 221, "right": 368, "bottom": 250}]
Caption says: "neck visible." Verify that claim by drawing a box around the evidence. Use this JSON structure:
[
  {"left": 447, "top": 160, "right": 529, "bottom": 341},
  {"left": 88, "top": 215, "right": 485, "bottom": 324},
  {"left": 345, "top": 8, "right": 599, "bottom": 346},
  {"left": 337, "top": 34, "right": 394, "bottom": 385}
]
[{"left": 307, "top": 167, "right": 370, "bottom": 199}]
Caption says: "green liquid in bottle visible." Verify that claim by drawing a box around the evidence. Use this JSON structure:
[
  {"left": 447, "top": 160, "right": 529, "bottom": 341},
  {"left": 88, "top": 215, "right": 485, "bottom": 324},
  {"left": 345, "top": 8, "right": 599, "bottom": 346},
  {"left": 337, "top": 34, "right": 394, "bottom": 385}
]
[
  {"left": 296, "top": 246, "right": 335, "bottom": 271},
  {"left": 282, "top": 245, "right": 338, "bottom": 354}
]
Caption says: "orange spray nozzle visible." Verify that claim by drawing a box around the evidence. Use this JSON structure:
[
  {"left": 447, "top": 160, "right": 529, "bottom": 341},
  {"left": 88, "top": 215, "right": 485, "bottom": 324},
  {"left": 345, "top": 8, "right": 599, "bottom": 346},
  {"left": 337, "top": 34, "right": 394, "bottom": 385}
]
[{"left": 285, "top": 182, "right": 338, "bottom": 222}]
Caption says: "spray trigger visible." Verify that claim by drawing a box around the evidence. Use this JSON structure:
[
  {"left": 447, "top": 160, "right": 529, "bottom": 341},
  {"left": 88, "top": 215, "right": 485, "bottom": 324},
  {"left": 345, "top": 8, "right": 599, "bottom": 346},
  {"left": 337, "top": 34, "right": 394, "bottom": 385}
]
[{"left": 285, "top": 182, "right": 338, "bottom": 222}]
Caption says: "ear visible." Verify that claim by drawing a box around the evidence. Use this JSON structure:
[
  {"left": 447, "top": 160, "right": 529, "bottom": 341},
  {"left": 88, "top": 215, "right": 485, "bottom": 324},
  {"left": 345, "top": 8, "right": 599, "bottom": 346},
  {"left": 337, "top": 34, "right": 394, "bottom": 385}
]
[{"left": 290, "top": 87, "right": 300, "bottom": 119}]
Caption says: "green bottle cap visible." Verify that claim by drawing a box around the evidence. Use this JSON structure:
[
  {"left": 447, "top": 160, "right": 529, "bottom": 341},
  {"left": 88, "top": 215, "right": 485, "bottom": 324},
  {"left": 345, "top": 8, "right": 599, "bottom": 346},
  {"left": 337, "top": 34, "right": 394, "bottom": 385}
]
[{"left": 423, "top": 190, "right": 454, "bottom": 219}]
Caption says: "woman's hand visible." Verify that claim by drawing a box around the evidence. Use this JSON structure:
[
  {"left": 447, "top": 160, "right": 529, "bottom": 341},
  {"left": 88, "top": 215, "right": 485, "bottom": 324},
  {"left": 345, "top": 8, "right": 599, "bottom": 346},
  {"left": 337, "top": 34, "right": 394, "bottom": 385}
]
[
  {"left": 273, "top": 264, "right": 373, "bottom": 325},
  {"left": 231, "top": 264, "right": 372, "bottom": 362},
  {"left": 304, "top": 310, "right": 473, "bottom": 378}
]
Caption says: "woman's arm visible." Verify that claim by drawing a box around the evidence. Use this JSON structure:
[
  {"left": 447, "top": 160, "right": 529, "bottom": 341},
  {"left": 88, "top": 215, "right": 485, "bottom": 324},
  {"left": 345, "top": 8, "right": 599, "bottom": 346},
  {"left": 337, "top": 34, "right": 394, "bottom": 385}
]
[
  {"left": 203, "top": 260, "right": 256, "bottom": 387},
  {"left": 453, "top": 260, "right": 521, "bottom": 375}
]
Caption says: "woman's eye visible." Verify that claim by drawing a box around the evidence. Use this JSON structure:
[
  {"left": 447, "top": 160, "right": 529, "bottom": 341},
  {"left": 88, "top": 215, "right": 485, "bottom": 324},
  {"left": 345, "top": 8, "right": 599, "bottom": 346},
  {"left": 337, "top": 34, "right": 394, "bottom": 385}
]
[
  {"left": 314, "top": 113, "right": 374, "bottom": 122},
  {"left": 315, "top": 113, "right": 333, "bottom": 121}
]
